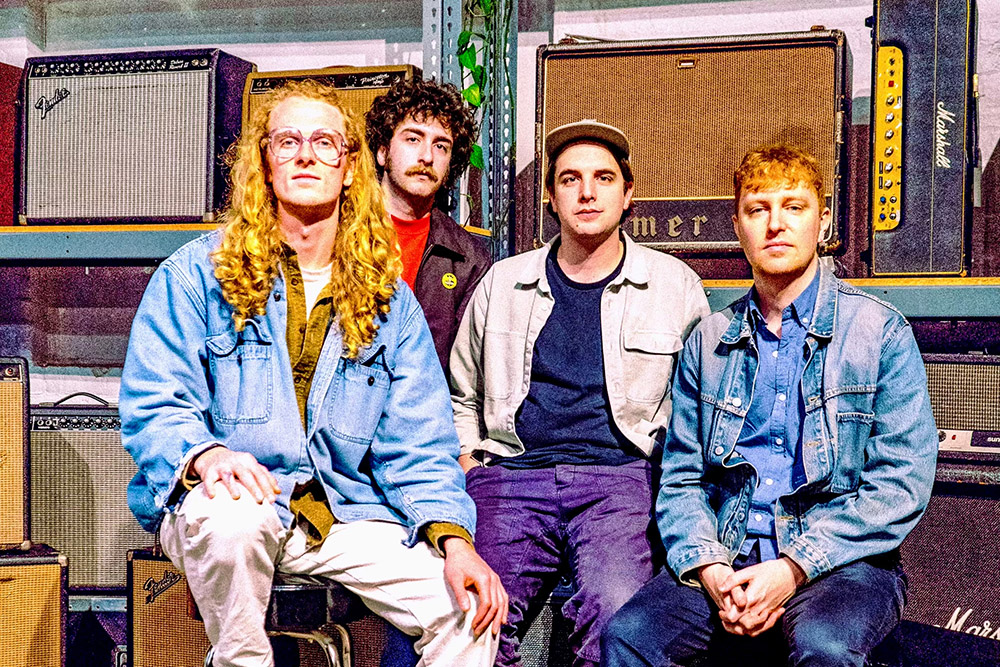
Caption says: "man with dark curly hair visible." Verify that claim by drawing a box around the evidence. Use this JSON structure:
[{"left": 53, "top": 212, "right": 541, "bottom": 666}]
[{"left": 366, "top": 77, "right": 491, "bottom": 375}]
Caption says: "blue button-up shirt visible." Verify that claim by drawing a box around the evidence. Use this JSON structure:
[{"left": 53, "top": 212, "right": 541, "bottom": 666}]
[{"left": 736, "top": 271, "right": 819, "bottom": 561}]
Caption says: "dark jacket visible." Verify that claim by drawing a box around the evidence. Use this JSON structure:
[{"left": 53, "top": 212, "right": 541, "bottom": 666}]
[{"left": 415, "top": 209, "right": 492, "bottom": 375}]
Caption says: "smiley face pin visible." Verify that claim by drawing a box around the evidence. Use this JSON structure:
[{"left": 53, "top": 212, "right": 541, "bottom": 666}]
[{"left": 442, "top": 272, "right": 458, "bottom": 290}]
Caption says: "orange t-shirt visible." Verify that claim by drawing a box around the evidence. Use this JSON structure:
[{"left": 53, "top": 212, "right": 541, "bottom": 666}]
[{"left": 391, "top": 213, "right": 432, "bottom": 291}]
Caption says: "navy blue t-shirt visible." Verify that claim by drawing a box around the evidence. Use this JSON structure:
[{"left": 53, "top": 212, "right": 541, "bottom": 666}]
[{"left": 499, "top": 243, "right": 638, "bottom": 469}]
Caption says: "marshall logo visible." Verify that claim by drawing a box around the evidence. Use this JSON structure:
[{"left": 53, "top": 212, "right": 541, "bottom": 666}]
[
  {"left": 34, "top": 87, "right": 70, "bottom": 120},
  {"left": 144, "top": 569, "right": 182, "bottom": 604},
  {"left": 940, "top": 606, "right": 1000, "bottom": 641},
  {"left": 935, "top": 101, "right": 958, "bottom": 169}
]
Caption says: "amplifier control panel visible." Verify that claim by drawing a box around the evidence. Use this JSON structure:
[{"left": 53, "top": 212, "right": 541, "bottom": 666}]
[
  {"left": 31, "top": 414, "right": 120, "bottom": 431},
  {"left": 872, "top": 46, "right": 904, "bottom": 232}
]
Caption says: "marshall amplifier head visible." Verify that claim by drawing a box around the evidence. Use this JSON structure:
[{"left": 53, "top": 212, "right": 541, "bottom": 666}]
[
  {"left": 16, "top": 49, "right": 255, "bottom": 225},
  {"left": 242, "top": 64, "right": 420, "bottom": 131},
  {"left": 0, "top": 356, "right": 29, "bottom": 551},
  {"left": 30, "top": 402, "right": 154, "bottom": 589},
  {"left": 534, "top": 30, "right": 852, "bottom": 256},
  {"left": 869, "top": 0, "right": 979, "bottom": 275}
]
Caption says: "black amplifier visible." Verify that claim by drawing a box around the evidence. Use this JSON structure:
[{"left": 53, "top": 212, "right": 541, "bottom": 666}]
[{"left": 869, "top": 0, "right": 979, "bottom": 275}]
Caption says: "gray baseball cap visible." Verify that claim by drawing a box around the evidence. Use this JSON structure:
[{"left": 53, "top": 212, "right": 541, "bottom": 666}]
[{"left": 544, "top": 119, "right": 630, "bottom": 162}]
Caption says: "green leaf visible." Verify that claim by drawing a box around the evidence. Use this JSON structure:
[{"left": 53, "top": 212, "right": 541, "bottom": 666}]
[
  {"left": 458, "top": 30, "right": 472, "bottom": 49},
  {"left": 458, "top": 45, "right": 477, "bottom": 71},
  {"left": 481, "top": 0, "right": 494, "bottom": 14},
  {"left": 462, "top": 83, "right": 482, "bottom": 107},
  {"left": 472, "top": 64, "right": 485, "bottom": 88},
  {"left": 470, "top": 144, "right": 485, "bottom": 170}
]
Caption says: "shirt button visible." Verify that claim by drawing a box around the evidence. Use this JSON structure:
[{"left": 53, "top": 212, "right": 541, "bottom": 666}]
[
  {"left": 775, "top": 437, "right": 784, "bottom": 446},
  {"left": 772, "top": 350, "right": 779, "bottom": 358},
  {"left": 754, "top": 514, "right": 763, "bottom": 522},
  {"left": 714, "top": 446, "right": 725, "bottom": 455},
  {"left": 778, "top": 393, "right": 787, "bottom": 402},
  {"left": 765, "top": 478, "right": 774, "bottom": 485},
  {"left": 731, "top": 397, "right": 742, "bottom": 407}
]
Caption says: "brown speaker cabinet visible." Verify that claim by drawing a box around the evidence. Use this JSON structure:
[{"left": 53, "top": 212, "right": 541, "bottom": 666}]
[
  {"left": 0, "top": 544, "right": 67, "bottom": 667},
  {"left": 0, "top": 357, "right": 29, "bottom": 551},
  {"left": 533, "top": 30, "right": 851, "bottom": 261}
]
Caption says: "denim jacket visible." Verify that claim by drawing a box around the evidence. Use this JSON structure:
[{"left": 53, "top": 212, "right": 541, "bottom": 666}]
[
  {"left": 450, "top": 233, "right": 709, "bottom": 461},
  {"left": 657, "top": 267, "right": 937, "bottom": 583},
  {"left": 120, "top": 231, "right": 475, "bottom": 545}
]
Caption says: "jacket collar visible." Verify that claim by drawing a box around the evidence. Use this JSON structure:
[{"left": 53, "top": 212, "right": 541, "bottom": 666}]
[
  {"left": 515, "top": 231, "right": 650, "bottom": 294},
  {"left": 425, "top": 208, "right": 471, "bottom": 260},
  {"left": 721, "top": 263, "right": 839, "bottom": 344}
]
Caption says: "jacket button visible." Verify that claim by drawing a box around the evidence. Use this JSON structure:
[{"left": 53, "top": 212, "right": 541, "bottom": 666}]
[
  {"left": 714, "top": 446, "right": 725, "bottom": 455},
  {"left": 367, "top": 376, "right": 375, "bottom": 386},
  {"left": 731, "top": 397, "right": 742, "bottom": 407}
]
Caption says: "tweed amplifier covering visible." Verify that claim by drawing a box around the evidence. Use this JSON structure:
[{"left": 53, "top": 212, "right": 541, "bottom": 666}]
[
  {"left": 31, "top": 404, "right": 153, "bottom": 589},
  {"left": 243, "top": 65, "right": 420, "bottom": 130},
  {"left": 0, "top": 357, "right": 29, "bottom": 550},
  {"left": 0, "top": 545, "right": 67, "bottom": 667},
  {"left": 535, "top": 31, "right": 851, "bottom": 253}
]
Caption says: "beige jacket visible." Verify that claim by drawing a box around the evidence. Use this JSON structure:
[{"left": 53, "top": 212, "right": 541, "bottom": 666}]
[{"left": 449, "top": 234, "right": 709, "bottom": 462}]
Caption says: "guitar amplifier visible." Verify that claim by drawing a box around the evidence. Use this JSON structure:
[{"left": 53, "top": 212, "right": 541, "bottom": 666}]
[
  {"left": 0, "top": 544, "right": 67, "bottom": 667},
  {"left": 0, "top": 61, "right": 21, "bottom": 226},
  {"left": 30, "top": 402, "right": 153, "bottom": 590},
  {"left": 242, "top": 65, "right": 420, "bottom": 129},
  {"left": 16, "top": 49, "right": 254, "bottom": 225},
  {"left": 534, "top": 30, "right": 851, "bottom": 260},
  {"left": 924, "top": 353, "right": 1000, "bottom": 454},
  {"left": 0, "top": 357, "right": 29, "bottom": 551},
  {"left": 869, "top": 0, "right": 979, "bottom": 275}
]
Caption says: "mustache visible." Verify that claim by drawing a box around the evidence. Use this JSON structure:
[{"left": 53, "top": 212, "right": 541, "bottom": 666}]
[{"left": 405, "top": 165, "right": 439, "bottom": 181}]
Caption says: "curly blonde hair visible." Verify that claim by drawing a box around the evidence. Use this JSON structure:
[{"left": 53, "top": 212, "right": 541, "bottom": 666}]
[{"left": 212, "top": 79, "right": 401, "bottom": 358}]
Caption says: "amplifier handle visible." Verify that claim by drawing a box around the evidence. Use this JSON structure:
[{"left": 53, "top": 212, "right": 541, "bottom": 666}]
[{"left": 45, "top": 391, "right": 111, "bottom": 407}]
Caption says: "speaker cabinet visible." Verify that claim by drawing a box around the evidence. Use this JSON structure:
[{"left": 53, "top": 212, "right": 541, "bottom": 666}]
[
  {"left": 0, "top": 357, "right": 29, "bottom": 551},
  {"left": 521, "top": 588, "right": 572, "bottom": 667},
  {"left": 242, "top": 65, "right": 420, "bottom": 129},
  {"left": 17, "top": 49, "right": 254, "bottom": 225},
  {"left": 128, "top": 549, "right": 212, "bottom": 667},
  {"left": 869, "top": 0, "right": 979, "bottom": 276},
  {"left": 0, "top": 545, "right": 67, "bottom": 667},
  {"left": 924, "top": 354, "right": 1000, "bottom": 454},
  {"left": 534, "top": 31, "right": 851, "bottom": 258},
  {"left": 31, "top": 404, "right": 153, "bottom": 589},
  {"left": 0, "top": 62, "right": 21, "bottom": 226}
]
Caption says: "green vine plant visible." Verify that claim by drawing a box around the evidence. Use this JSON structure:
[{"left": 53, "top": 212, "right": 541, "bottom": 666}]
[{"left": 457, "top": 0, "right": 514, "bottom": 171}]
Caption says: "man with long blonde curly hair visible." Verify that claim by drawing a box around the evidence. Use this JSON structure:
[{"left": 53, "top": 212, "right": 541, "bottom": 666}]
[{"left": 120, "top": 79, "right": 506, "bottom": 667}]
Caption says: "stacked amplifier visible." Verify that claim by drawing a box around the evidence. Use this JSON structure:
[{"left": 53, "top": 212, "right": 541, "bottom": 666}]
[{"left": 0, "top": 358, "right": 68, "bottom": 667}]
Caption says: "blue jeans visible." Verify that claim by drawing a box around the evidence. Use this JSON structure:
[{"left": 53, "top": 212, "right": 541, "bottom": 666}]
[
  {"left": 601, "top": 550, "right": 906, "bottom": 667},
  {"left": 466, "top": 460, "right": 657, "bottom": 667}
]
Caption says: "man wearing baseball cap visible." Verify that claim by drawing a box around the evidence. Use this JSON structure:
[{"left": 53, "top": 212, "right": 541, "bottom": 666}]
[{"left": 449, "top": 119, "right": 710, "bottom": 666}]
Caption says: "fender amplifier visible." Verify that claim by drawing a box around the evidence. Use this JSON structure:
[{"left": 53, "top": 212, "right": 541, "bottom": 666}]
[
  {"left": 869, "top": 0, "right": 979, "bottom": 275},
  {"left": 242, "top": 65, "right": 420, "bottom": 129},
  {"left": 16, "top": 49, "right": 254, "bottom": 225},
  {"left": 0, "top": 545, "right": 67, "bottom": 667},
  {"left": 30, "top": 402, "right": 153, "bottom": 589},
  {"left": 0, "top": 357, "right": 29, "bottom": 551},
  {"left": 534, "top": 30, "right": 852, "bottom": 260}
]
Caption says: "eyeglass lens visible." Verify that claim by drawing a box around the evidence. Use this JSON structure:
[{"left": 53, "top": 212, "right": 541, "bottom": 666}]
[{"left": 268, "top": 128, "right": 347, "bottom": 165}]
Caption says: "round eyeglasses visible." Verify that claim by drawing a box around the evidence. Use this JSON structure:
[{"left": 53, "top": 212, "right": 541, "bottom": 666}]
[{"left": 263, "top": 128, "right": 349, "bottom": 166}]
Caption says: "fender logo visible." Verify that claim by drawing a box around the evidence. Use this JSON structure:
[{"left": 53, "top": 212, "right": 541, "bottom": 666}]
[
  {"left": 34, "top": 88, "right": 70, "bottom": 120},
  {"left": 935, "top": 101, "right": 957, "bottom": 169},
  {"left": 143, "top": 570, "right": 182, "bottom": 604}
]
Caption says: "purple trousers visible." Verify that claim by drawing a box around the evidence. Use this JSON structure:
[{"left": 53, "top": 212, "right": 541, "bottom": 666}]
[{"left": 465, "top": 460, "right": 656, "bottom": 667}]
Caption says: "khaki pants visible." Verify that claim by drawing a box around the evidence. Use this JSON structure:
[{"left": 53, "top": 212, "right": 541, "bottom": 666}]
[{"left": 160, "top": 484, "right": 499, "bottom": 667}]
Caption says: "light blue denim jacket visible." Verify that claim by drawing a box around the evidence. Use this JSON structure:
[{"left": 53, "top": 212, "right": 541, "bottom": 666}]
[
  {"left": 657, "top": 266, "right": 937, "bottom": 583},
  {"left": 120, "top": 231, "right": 475, "bottom": 545}
]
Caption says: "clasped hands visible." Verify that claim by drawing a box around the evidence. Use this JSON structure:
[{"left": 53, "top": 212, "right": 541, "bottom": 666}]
[{"left": 698, "top": 557, "right": 807, "bottom": 637}]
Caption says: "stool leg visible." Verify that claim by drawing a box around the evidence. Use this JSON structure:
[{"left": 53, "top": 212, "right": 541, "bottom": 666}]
[{"left": 266, "top": 630, "right": 349, "bottom": 667}]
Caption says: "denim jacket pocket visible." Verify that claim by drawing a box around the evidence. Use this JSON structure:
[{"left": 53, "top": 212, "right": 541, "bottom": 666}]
[
  {"left": 329, "top": 361, "right": 391, "bottom": 444},
  {"left": 206, "top": 330, "right": 273, "bottom": 424},
  {"left": 622, "top": 330, "right": 683, "bottom": 402}
]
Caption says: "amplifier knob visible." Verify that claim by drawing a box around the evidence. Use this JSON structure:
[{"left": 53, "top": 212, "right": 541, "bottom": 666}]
[
  {"left": 884, "top": 130, "right": 894, "bottom": 139},
  {"left": 889, "top": 212, "right": 898, "bottom": 221},
  {"left": 884, "top": 162, "right": 893, "bottom": 172},
  {"left": 885, "top": 112, "right": 895, "bottom": 123},
  {"left": 886, "top": 95, "right": 896, "bottom": 105},
  {"left": 884, "top": 147, "right": 894, "bottom": 157},
  {"left": 884, "top": 179, "right": 893, "bottom": 189}
]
